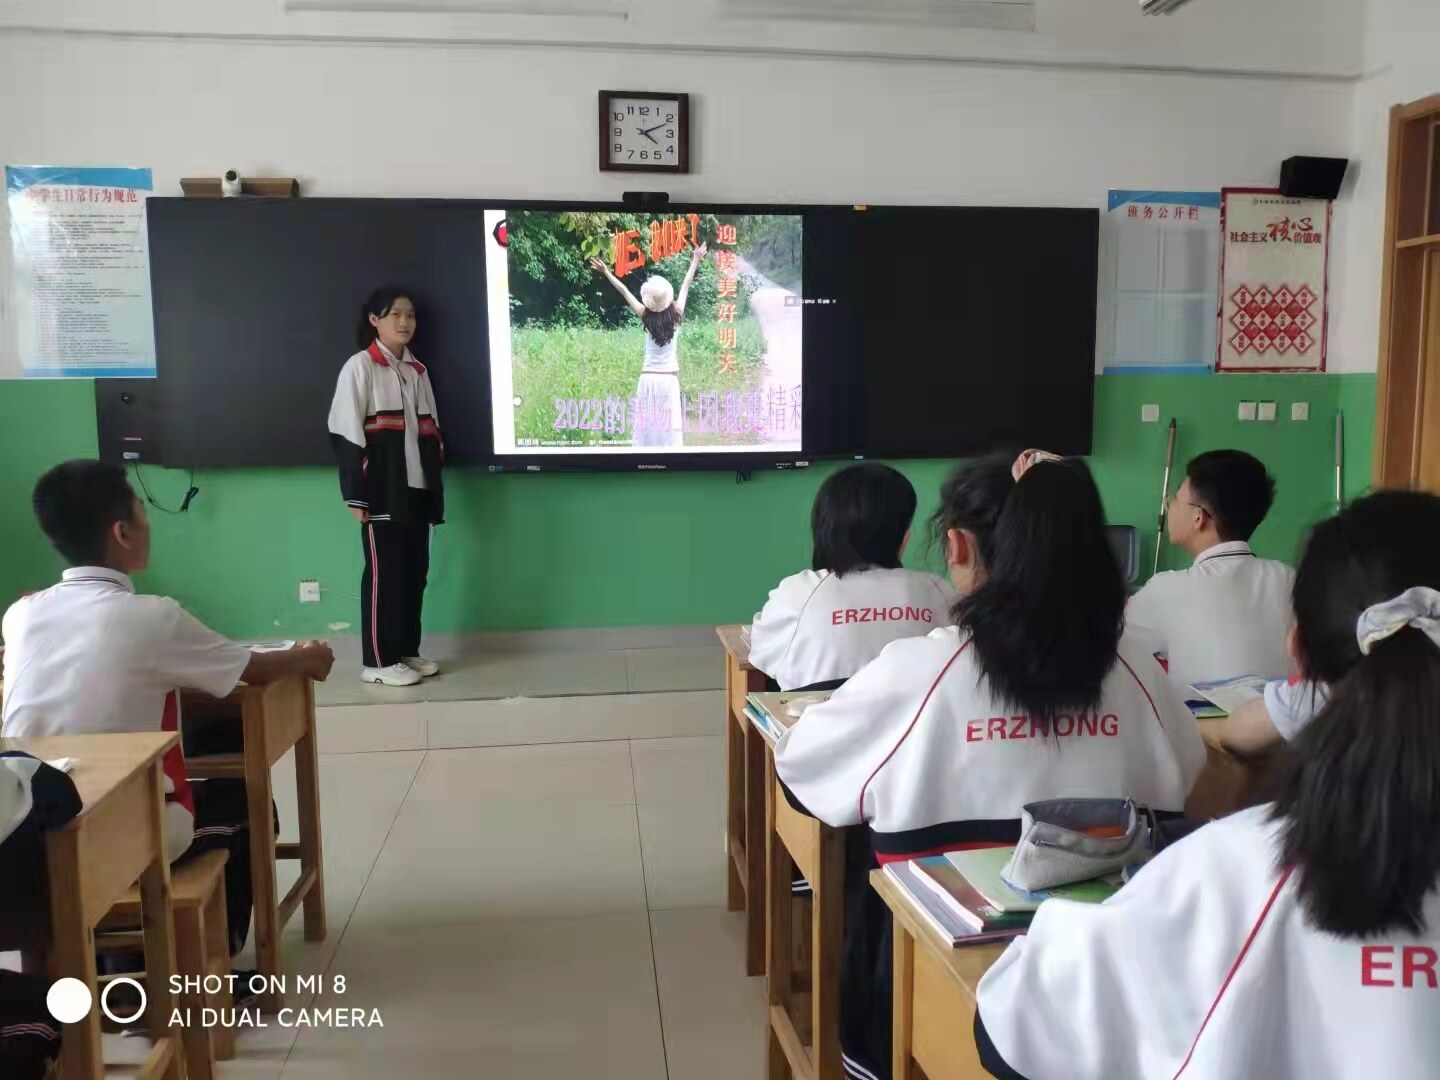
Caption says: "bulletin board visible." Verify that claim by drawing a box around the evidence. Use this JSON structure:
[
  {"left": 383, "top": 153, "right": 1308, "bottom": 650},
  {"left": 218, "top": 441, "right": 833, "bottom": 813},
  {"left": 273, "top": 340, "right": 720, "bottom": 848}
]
[{"left": 1217, "top": 188, "right": 1330, "bottom": 372}]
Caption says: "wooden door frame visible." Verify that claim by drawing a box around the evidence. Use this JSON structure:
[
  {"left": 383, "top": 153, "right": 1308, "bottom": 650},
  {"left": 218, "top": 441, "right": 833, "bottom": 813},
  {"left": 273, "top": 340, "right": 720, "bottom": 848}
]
[{"left": 1375, "top": 92, "right": 1440, "bottom": 488}]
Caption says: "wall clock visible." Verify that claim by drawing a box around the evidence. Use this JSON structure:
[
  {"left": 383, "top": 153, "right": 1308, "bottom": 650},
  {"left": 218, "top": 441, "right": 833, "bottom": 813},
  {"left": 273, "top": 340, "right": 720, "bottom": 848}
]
[{"left": 599, "top": 91, "right": 690, "bottom": 174}]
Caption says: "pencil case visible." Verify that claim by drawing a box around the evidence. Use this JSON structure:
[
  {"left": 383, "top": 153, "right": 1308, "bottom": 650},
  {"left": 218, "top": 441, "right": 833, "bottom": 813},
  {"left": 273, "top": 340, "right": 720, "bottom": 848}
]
[{"left": 1002, "top": 798, "right": 1152, "bottom": 892}]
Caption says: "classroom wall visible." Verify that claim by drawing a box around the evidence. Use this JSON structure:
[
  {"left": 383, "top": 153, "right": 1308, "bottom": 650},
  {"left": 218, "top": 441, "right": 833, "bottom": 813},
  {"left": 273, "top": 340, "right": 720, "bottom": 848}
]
[
  {"left": 0, "top": 0, "right": 1365, "bottom": 77},
  {"left": 0, "top": 373, "right": 1374, "bottom": 639},
  {"left": 0, "top": 9, "right": 1382, "bottom": 635}
]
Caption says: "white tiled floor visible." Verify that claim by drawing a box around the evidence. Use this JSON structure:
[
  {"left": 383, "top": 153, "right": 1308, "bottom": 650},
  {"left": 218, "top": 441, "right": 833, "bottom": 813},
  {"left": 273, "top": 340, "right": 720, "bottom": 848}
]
[
  {"left": 186, "top": 694, "right": 766, "bottom": 1079},
  {"left": 316, "top": 629, "right": 727, "bottom": 707}
]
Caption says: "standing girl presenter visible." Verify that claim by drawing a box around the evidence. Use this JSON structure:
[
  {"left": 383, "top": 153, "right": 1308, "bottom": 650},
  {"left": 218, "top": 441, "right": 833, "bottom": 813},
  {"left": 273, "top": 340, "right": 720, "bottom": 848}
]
[{"left": 328, "top": 288, "right": 445, "bottom": 687}]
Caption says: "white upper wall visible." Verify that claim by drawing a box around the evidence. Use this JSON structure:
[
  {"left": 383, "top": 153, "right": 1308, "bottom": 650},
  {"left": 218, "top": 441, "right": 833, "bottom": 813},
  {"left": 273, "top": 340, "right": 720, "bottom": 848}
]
[
  {"left": 0, "top": 0, "right": 1377, "bottom": 370},
  {"left": 0, "top": 0, "right": 1366, "bottom": 75},
  {"left": 1330, "top": 0, "right": 1440, "bottom": 373}
]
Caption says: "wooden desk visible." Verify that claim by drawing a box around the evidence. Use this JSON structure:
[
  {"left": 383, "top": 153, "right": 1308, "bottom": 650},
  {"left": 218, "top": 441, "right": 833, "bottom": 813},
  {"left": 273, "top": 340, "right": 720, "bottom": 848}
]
[
  {"left": 717, "top": 623, "right": 770, "bottom": 976},
  {"left": 872, "top": 869, "right": 1006, "bottom": 1080},
  {"left": 182, "top": 676, "right": 326, "bottom": 1011},
  {"left": 748, "top": 703, "right": 846, "bottom": 1080},
  {"left": 3, "top": 733, "right": 186, "bottom": 1080}
]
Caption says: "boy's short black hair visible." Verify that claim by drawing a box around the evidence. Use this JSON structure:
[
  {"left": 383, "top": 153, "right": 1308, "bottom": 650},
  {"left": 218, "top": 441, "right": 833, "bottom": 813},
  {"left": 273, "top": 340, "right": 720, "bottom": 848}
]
[
  {"left": 811, "top": 463, "right": 917, "bottom": 577},
  {"left": 32, "top": 460, "right": 138, "bottom": 566},
  {"left": 1184, "top": 449, "right": 1276, "bottom": 542}
]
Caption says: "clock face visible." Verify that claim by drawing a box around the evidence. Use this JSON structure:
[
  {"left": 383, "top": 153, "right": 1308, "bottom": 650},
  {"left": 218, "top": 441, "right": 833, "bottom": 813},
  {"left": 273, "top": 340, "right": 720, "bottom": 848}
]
[{"left": 602, "top": 94, "right": 687, "bottom": 171}]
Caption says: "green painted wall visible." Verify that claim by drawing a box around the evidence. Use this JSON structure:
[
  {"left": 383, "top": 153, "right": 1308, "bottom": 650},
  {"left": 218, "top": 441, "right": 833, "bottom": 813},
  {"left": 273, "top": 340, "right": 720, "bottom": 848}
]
[{"left": 0, "top": 374, "right": 1375, "bottom": 639}]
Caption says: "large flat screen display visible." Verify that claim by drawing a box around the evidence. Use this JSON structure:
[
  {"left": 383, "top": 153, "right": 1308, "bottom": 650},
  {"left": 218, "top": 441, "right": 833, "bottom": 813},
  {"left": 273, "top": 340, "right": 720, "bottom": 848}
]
[{"left": 485, "top": 209, "right": 804, "bottom": 457}]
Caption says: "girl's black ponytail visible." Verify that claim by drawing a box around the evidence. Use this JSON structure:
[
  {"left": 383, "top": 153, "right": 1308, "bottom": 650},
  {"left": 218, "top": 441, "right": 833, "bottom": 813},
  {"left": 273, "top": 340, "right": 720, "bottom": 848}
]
[
  {"left": 1272, "top": 491, "right": 1440, "bottom": 937},
  {"left": 933, "top": 453, "right": 1125, "bottom": 724}
]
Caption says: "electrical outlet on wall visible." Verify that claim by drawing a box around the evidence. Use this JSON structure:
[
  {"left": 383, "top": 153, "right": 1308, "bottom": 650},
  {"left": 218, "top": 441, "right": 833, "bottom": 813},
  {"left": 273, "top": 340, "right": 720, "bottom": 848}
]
[
  {"left": 1141, "top": 404, "right": 1160, "bottom": 423},
  {"left": 1291, "top": 402, "right": 1310, "bottom": 421},
  {"left": 1238, "top": 401, "right": 1258, "bottom": 421},
  {"left": 1257, "top": 401, "right": 1278, "bottom": 422},
  {"left": 299, "top": 579, "right": 321, "bottom": 604}
]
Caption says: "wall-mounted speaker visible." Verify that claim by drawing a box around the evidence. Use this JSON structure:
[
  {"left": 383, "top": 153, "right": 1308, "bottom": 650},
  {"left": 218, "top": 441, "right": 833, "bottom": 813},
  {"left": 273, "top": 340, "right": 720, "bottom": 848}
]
[{"left": 1279, "top": 156, "right": 1349, "bottom": 200}]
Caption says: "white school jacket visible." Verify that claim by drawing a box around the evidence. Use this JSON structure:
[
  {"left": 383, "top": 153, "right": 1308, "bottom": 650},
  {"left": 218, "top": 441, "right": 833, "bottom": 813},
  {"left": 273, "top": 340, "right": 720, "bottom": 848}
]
[
  {"left": 749, "top": 568, "right": 956, "bottom": 690},
  {"left": 1126, "top": 541, "right": 1294, "bottom": 691},
  {"left": 773, "top": 626, "right": 1206, "bottom": 859},
  {"left": 978, "top": 805, "right": 1440, "bottom": 1080}
]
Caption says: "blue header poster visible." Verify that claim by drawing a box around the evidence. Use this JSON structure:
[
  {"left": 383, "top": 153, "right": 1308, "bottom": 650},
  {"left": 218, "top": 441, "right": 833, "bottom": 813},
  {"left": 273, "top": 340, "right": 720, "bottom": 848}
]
[{"left": 5, "top": 165, "right": 156, "bottom": 379}]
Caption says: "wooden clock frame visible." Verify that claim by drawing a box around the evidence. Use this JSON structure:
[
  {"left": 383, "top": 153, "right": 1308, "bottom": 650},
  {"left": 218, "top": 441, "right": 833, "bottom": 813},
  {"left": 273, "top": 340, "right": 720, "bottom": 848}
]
[{"left": 598, "top": 90, "right": 691, "bottom": 174}]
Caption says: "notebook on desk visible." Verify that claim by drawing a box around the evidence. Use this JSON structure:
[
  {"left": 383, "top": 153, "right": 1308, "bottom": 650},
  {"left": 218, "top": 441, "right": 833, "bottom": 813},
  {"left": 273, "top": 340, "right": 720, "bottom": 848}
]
[
  {"left": 1185, "top": 674, "right": 1268, "bottom": 718},
  {"left": 746, "top": 690, "right": 832, "bottom": 744}
]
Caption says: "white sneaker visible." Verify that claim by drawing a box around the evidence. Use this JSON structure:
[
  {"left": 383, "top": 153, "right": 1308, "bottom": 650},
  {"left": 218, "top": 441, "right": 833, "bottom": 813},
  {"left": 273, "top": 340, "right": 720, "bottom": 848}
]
[
  {"left": 402, "top": 656, "right": 440, "bottom": 678},
  {"left": 362, "top": 663, "right": 422, "bottom": 687}
]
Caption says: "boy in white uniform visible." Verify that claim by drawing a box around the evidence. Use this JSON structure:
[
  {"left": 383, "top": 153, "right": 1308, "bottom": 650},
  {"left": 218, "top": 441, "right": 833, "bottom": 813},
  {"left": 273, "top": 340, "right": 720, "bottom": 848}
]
[
  {"left": 1126, "top": 449, "right": 1293, "bottom": 690},
  {"left": 750, "top": 462, "right": 955, "bottom": 690},
  {"left": 776, "top": 452, "right": 1205, "bottom": 1080},
  {"left": 2, "top": 460, "right": 335, "bottom": 955},
  {"left": 976, "top": 490, "right": 1440, "bottom": 1080}
]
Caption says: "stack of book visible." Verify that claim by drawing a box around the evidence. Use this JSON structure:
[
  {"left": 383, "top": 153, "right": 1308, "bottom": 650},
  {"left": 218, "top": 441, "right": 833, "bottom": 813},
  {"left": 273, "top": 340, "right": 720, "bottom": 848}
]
[
  {"left": 883, "top": 846, "right": 1121, "bottom": 947},
  {"left": 744, "top": 691, "right": 832, "bottom": 744},
  {"left": 1184, "top": 673, "right": 1267, "bottom": 719}
]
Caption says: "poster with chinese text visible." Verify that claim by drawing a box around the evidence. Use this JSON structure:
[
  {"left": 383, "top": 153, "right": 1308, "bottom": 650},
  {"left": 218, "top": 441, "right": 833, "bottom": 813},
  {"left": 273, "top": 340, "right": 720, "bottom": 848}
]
[
  {"left": 1104, "top": 191, "right": 1220, "bottom": 373},
  {"left": 1217, "top": 188, "right": 1329, "bottom": 372},
  {"left": 4, "top": 166, "right": 156, "bottom": 379}
]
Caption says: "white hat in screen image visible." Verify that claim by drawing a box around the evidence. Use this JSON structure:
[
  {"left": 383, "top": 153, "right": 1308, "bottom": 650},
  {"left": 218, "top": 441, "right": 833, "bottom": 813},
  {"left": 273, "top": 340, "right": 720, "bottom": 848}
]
[{"left": 640, "top": 276, "right": 674, "bottom": 313}]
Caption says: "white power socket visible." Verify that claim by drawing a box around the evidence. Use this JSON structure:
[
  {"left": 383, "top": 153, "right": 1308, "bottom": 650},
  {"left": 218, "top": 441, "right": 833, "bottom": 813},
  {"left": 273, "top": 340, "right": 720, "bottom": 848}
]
[
  {"left": 299, "top": 579, "right": 321, "bottom": 604},
  {"left": 1257, "top": 401, "right": 1278, "bottom": 423}
]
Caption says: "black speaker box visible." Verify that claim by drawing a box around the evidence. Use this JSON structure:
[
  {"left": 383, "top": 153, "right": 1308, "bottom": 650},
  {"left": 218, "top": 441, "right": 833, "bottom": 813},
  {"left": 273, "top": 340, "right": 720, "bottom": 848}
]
[{"left": 1279, "top": 156, "right": 1348, "bottom": 200}]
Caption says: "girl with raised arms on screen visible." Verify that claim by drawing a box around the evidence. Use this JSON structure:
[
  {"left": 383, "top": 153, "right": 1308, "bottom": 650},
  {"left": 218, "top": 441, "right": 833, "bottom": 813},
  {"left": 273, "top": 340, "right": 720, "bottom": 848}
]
[
  {"left": 774, "top": 450, "right": 1206, "bottom": 1080},
  {"left": 328, "top": 288, "right": 445, "bottom": 688},
  {"left": 589, "top": 242, "right": 705, "bottom": 448},
  {"left": 974, "top": 489, "right": 1440, "bottom": 1080},
  {"left": 749, "top": 462, "right": 956, "bottom": 691}
]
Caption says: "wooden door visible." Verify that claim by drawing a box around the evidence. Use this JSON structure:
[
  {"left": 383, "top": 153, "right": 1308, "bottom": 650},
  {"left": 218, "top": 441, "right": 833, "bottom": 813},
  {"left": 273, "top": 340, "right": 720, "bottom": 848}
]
[{"left": 1375, "top": 95, "right": 1440, "bottom": 490}]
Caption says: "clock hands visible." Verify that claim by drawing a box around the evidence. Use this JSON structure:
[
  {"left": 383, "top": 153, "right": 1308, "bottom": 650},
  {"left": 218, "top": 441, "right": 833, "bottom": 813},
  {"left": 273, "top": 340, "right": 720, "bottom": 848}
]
[{"left": 637, "top": 123, "right": 666, "bottom": 144}]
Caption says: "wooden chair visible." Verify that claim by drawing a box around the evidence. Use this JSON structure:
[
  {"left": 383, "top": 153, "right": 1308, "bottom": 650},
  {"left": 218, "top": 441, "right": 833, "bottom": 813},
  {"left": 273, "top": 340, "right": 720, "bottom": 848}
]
[{"left": 100, "top": 850, "right": 236, "bottom": 1079}]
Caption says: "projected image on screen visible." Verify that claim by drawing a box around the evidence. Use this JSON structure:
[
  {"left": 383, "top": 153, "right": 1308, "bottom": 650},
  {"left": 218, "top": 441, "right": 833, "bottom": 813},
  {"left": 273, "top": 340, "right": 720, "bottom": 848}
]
[{"left": 486, "top": 209, "right": 803, "bottom": 455}]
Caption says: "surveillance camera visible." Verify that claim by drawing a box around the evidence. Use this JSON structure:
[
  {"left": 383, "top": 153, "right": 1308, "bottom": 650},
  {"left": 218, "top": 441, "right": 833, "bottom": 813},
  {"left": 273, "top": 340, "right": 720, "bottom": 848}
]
[{"left": 222, "top": 170, "right": 242, "bottom": 198}]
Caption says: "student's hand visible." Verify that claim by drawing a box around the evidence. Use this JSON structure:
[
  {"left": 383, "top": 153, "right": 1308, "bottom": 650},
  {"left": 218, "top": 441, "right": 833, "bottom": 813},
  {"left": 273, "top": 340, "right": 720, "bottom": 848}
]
[
  {"left": 349, "top": 506, "right": 368, "bottom": 523},
  {"left": 297, "top": 641, "right": 336, "bottom": 683}
]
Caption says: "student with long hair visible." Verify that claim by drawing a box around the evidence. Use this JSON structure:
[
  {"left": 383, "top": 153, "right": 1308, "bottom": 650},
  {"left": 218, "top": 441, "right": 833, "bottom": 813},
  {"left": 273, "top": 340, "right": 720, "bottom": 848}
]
[
  {"left": 328, "top": 288, "right": 445, "bottom": 687},
  {"left": 749, "top": 462, "right": 954, "bottom": 691},
  {"left": 775, "top": 451, "right": 1206, "bottom": 1080},
  {"left": 590, "top": 243, "right": 706, "bottom": 448},
  {"left": 976, "top": 489, "right": 1440, "bottom": 1080}
]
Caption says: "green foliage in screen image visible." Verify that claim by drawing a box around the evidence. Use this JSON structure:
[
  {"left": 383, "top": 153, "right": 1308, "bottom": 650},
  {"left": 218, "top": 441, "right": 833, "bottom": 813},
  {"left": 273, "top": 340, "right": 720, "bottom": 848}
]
[{"left": 511, "top": 316, "right": 768, "bottom": 446}]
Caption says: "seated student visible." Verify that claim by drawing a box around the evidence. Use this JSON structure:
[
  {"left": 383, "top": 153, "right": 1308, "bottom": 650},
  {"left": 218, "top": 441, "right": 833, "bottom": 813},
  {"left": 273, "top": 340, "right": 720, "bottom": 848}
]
[
  {"left": 974, "top": 489, "right": 1440, "bottom": 1080},
  {"left": 1126, "top": 449, "right": 1293, "bottom": 689},
  {"left": 1209, "top": 670, "right": 1328, "bottom": 756},
  {"left": 0, "top": 751, "right": 80, "bottom": 1079},
  {"left": 1, "top": 460, "right": 336, "bottom": 955},
  {"left": 749, "top": 462, "right": 955, "bottom": 691},
  {"left": 776, "top": 450, "right": 1206, "bottom": 1080}
]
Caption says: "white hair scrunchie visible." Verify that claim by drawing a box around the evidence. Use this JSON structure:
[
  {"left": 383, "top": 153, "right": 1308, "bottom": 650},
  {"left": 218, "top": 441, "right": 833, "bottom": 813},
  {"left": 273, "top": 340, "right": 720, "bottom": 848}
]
[
  {"left": 1011, "top": 448, "right": 1065, "bottom": 482},
  {"left": 1355, "top": 586, "right": 1440, "bottom": 655}
]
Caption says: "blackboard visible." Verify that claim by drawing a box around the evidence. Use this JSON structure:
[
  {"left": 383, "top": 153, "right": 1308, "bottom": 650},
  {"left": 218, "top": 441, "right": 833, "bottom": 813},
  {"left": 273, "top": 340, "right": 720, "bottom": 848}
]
[{"left": 145, "top": 198, "right": 493, "bottom": 467}]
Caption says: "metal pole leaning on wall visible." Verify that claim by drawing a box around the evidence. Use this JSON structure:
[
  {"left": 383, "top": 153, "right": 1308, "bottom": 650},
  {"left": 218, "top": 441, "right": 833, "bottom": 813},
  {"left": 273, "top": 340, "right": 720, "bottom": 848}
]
[{"left": 1152, "top": 417, "right": 1178, "bottom": 578}]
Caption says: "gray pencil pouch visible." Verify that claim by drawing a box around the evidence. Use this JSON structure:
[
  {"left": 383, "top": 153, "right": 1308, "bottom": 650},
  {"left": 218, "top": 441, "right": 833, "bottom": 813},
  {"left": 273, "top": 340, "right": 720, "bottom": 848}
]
[{"left": 1001, "top": 798, "right": 1152, "bottom": 893}]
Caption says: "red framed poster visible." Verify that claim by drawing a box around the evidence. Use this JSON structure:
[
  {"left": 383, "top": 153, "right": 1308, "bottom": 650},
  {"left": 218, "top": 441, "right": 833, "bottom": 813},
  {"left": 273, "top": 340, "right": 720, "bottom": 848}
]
[{"left": 1217, "top": 187, "right": 1330, "bottom": 372}]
